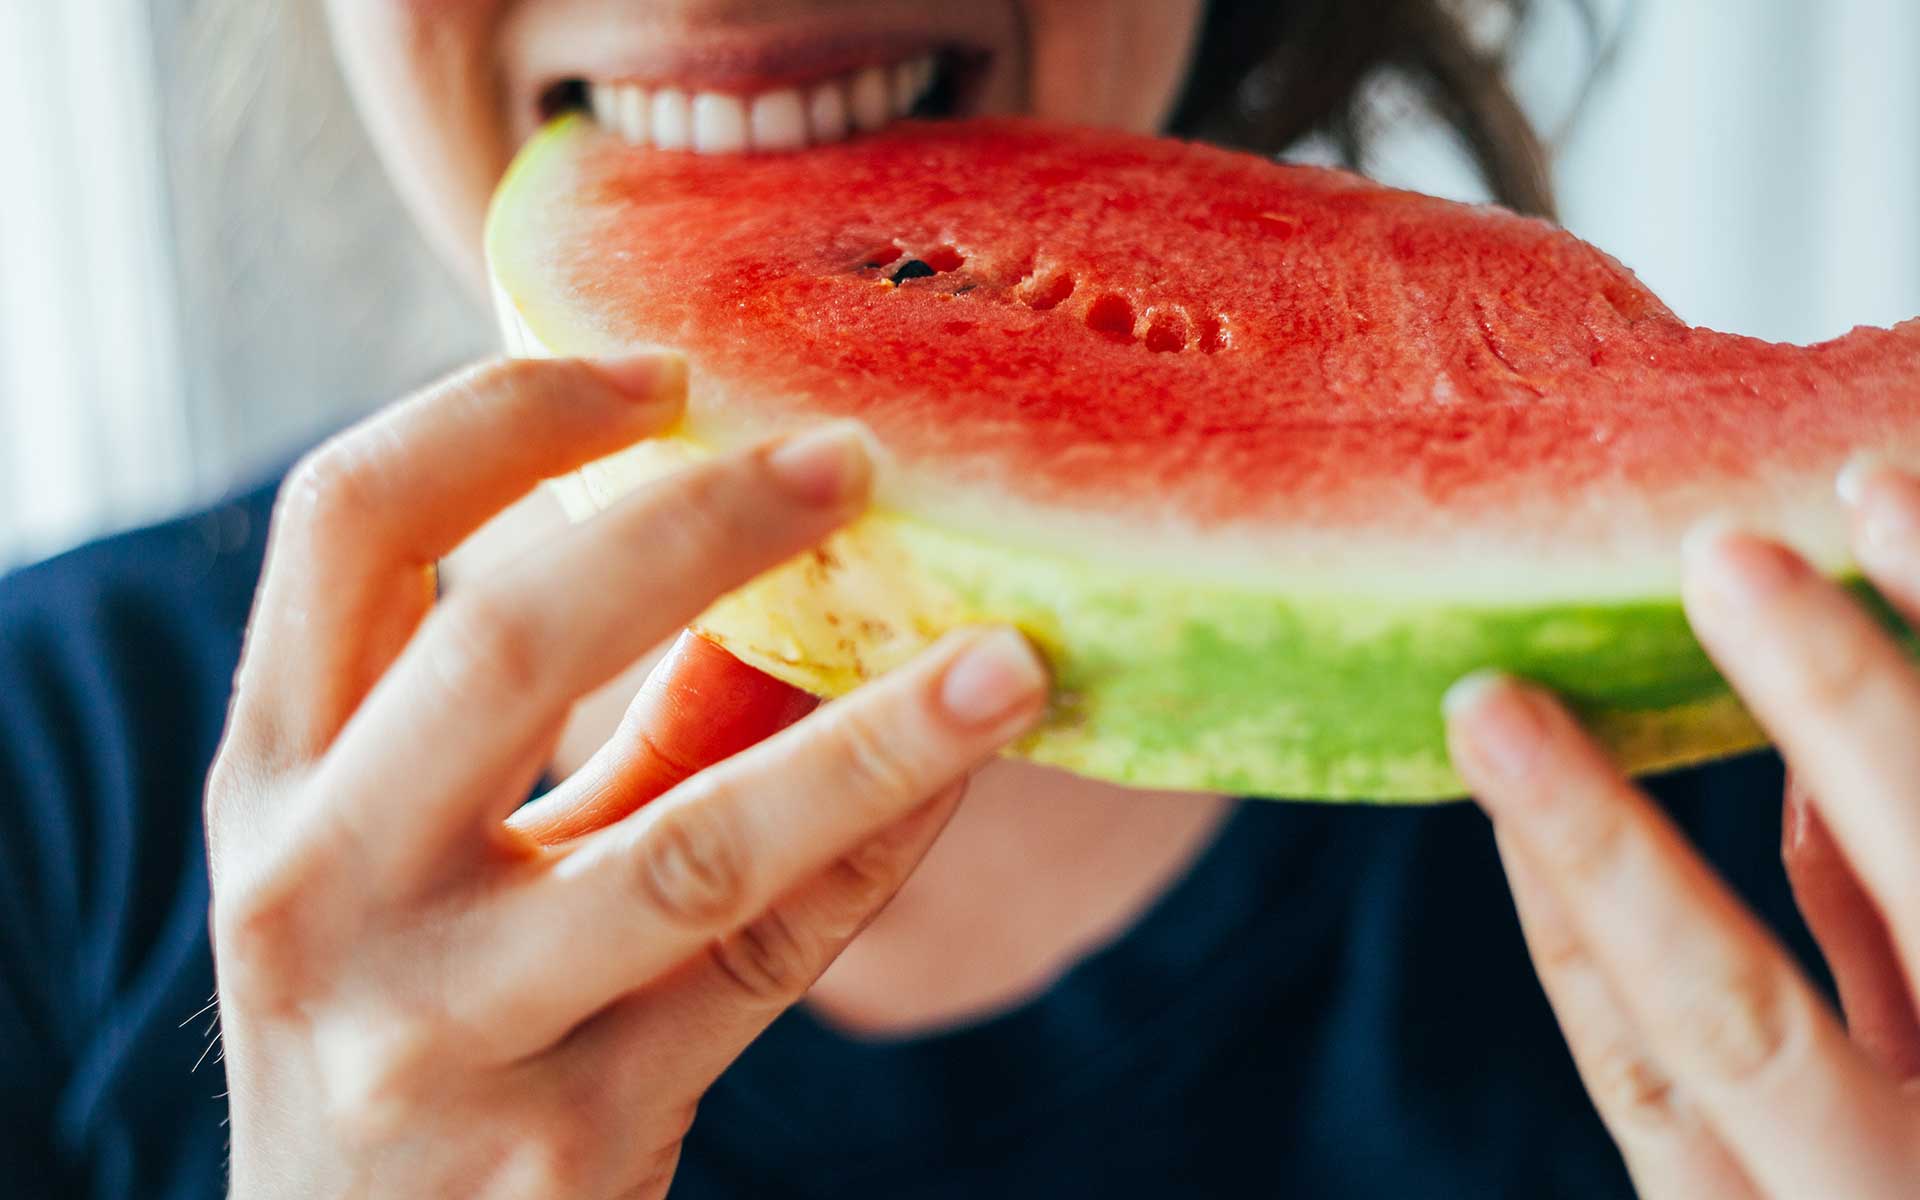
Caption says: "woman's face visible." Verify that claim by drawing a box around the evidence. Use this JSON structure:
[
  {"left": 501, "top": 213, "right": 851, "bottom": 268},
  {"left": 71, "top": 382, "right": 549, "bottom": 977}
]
[{"left": 325, "top": 0, "right": 1207, "bottom": 283}]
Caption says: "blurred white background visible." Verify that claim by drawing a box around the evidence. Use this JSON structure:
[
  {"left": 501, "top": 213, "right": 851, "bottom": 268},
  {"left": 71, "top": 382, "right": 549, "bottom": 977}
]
[
  {"left": 1, "top": 0, "right": 1916, "bottom": 569},
  {"left": 0, "top": 1, "right": 486, "bottom": 569}
]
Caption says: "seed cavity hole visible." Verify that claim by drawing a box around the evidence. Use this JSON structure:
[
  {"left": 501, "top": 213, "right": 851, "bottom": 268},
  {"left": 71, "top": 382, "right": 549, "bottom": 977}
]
[
  {"left": 1020, "top": 272, "right": 1076, "bottom": 310},
  {"left": 1143, "top": 308, "right": 1191, "bottom": 353},
  {"left": 923, "top": 245, "right": 965, "bottom": 273},
  {"left": 859, "top": 243, "right": 903, "bottom": 270},
  {"left": 1196, "top": 315, "right": 1230, "bottom": 354},
  {"left": 883, "top": 244, "right": 966, "bottom": 285},
  {"left": 1085, "top": 294, "right": 1137, "bottom": 342}
]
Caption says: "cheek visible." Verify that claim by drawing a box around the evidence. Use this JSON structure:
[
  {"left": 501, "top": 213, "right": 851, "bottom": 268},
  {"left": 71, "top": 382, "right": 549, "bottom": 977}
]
[
  {"left": 328, "top": 0, "right": 508, "bottom": 95},
  {"left": 1021, "top": 0, "right": 1205, "bottom": 132},
  {"left": 325, "top": 0, "right": 515, "bottom": 282}
]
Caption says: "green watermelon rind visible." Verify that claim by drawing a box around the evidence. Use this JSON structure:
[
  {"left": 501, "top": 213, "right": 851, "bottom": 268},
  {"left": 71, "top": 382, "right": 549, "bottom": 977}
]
[
  {"left": 484, "top": 117, "right": 1899, "bottom": 803},
  {"left": 723, "top": 509, "right": 1788, "bottom": 802}
]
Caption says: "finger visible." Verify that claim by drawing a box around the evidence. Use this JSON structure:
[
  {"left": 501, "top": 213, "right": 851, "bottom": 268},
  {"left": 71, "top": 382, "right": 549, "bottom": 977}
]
[
  {"left": 315, "top": 421, "right": 874, "bottom": 880},
  {"left": 236, "top": 354, "right": 686, "bottom": 759},
  {"left": 1447, "top": 674, "right": 1916, "bottom": 1199},
  {"left": 556, "top": 781, "right": 966, "bottom": 1102},
  {"left": 1782, "top": 778, "right": 1920, "bottom": 1081},
  {"left": 466, "top": 626, "right": 1046, "bottom": 1054},
  {"left": 1497, "top": 829, "right": 1760, "bottom": 1199},
  {"left": 510, "top": 631, "right": 818, "bottom": 846},
  {"left": 1840, "top": 458, "right": 1920, "bottom": 620},
  {"left": 1681, "top": 524, "right": 1920, "bottom": 989}
]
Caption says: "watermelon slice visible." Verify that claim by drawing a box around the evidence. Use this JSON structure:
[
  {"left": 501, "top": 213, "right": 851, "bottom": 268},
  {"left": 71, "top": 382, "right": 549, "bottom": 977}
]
[{"left": 485, "top": 114, "right": 1920, "bottom": 801}]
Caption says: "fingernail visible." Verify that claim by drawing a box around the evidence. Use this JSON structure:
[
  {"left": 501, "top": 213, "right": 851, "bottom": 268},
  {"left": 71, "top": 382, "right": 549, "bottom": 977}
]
[
  {"left": 939, "top": 628, "right": 1048, "bottom": 727},
  {"left": 1680, "top": 519, "right": 1800, "bottom": 606},
  {"left": 1836, "top": 454, "right": 1920, "bottom": 559},
  {"left": 593, "top": 351, "right": 689, "bottom": 404},
  {"left": 1836, "top": 454, "right": 1886, "bottom": 507},
  {"left": 1442, "top": 670, "right": 1546, "bottom": 781},
  {"left": 765, "top": 421, "right": 873, "bottom": 506}
]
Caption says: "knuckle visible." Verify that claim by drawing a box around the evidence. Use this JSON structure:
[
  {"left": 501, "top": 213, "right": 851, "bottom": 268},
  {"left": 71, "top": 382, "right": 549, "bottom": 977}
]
[
  {"left": 1588, "top": 1044, "right": 1678, "bottom": 1131},
  {"left": 829, "top": 707, "right": 925, "bottom": 808},
  {"left": 1526, "top": 921, "right": 1589, "bottom": 979},
  {"left": 205, "top": 770, "right": 344, "bottom": 1013},
  {"left": 659, "top": 463, "right": 764, "bottom": 556},
  {"left": 840, "top": 828, "right": 914, "bottom": 897},
  {"left": 824, "top": 804, "right": 943, "bottom": 927},
  {"left": 314, "top": 997, "right": 470, "bottom": 1144},
  {"left": 710, "top": 907, "right": 820, "bottom": 1003},
  {"left": 809, "top": 862, "right": 894, "bottom": 946},
  {"left": 428, "top": 590, "right": 545, "bottom": 704},
  {"left": 1547, "top": 803, "right": 1633, "bottom": 892},
  {"left": 635, "top": 804, "right": 753, "bottom": 928},
  {"left": 493, "top": 1121, "right": 598, "bottom": 1197},
  {"left": 452, "top": 354, "right": 562, "bottom": 408},
  {"left": 319, "top": 1022, "right": 442, "bottom": 1148},
  {"left": 324, "top": 1088, "right": 411, "bottom": 1154},
  {"left": 280, "top": 432, "right": 390, "bottom": 540},
  {"left": 1680, "top": 963, "right": 1795, "bottom": 1084},
  {"left": 203, "top": 747, "right": 269, "bottom": 844},
  {"left": 1789, "top": 627, "right": 1877, "bottom": 713},
  {"left": 211, "top": 876, "right": 311, "bottom": 1012}
]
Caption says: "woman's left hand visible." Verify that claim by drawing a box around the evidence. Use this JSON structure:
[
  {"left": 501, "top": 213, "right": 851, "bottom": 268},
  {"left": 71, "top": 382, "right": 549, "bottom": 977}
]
[{"left": 1444, "top": 461, "right": 1920, "bottom": 1199}]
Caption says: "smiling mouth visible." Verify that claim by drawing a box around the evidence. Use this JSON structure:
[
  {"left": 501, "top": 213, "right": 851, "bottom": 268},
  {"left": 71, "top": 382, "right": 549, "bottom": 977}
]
[{"left": 539, "top": 46, "right": 986, "bottom": 155}]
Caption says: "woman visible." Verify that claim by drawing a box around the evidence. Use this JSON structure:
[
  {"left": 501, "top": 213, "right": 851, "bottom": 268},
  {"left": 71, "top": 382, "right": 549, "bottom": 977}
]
[{"left": 4, "top": 1, "right": 1916, "bottom": 1195}]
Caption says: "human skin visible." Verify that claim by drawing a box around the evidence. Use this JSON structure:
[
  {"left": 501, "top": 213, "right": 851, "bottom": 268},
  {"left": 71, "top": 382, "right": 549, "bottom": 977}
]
[
  {"left": 203, "top": 1, "right": 1920, "bottom": 1194},
  {"left": 210, "top": 355, "right": 1056, "bottom": 1196}
]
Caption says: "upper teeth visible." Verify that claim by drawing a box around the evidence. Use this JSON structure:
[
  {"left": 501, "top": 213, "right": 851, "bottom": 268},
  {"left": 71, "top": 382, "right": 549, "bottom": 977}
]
[{"left": 588, "top": 54, "right": 938, "bottom": 153}]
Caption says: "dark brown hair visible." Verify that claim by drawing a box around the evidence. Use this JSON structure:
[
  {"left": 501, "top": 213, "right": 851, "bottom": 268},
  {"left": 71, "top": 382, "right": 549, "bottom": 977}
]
[{"left": 1170, "top": 0, "right": 1565, "bottom": 218}]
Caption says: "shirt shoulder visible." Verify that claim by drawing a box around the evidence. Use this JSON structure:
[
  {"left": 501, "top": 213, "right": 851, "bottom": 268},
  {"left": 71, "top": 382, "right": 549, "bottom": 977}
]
[
  {"left": 0, "top": 478, "right": 280, "bottom": 1196},
  {"left": 0, "top": 480, "right": 277, "bottom": 859},
  {"left": 3, "top": 480, "right": 275, "bottom": 652}
]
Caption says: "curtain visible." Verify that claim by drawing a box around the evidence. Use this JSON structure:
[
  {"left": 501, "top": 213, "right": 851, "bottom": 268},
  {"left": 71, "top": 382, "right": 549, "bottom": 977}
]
[
  {"left": 0, "top": 0, "right": 486, "bottom": 569},
  {"left": 0, "top": 0, "right": 191, "bottom": 566}
]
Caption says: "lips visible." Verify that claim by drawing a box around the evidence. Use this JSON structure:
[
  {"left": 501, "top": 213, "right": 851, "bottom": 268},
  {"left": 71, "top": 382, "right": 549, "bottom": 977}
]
[{"left": 510, "top": 0, "right": 1004, "bottom": 160}]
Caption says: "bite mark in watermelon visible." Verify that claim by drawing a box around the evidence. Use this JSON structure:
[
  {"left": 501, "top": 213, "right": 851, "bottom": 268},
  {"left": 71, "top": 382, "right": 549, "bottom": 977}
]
[{"left": 485, "top": 114, "right": 1920, "bottom": 801}]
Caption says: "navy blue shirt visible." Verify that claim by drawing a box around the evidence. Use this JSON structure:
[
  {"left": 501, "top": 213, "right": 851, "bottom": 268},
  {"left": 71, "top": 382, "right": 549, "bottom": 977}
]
[{"left": 1, "top": 478, "right": 1829, "bottom": 1198}]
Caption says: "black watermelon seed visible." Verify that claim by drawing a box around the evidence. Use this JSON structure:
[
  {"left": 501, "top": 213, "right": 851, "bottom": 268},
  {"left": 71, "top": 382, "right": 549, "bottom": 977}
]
[{"left": 889, "top": 259, "right": 937, "bottom": 284}]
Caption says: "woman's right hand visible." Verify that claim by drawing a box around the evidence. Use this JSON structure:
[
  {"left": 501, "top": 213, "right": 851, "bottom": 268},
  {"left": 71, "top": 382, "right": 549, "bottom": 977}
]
[{"left": 205, "top": 353, "right": 1049, "bottom": 1198}]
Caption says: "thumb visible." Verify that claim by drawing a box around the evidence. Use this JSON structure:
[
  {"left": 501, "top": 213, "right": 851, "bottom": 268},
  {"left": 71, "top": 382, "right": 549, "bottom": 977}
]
[{"left": 511, "top": 630, "right": 819, "bottom": 845}]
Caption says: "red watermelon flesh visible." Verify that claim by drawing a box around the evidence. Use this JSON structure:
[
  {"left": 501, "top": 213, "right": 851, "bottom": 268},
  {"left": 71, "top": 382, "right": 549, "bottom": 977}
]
[{"left": 492, "top": 115, "right": 1920, "bottom": 601}]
